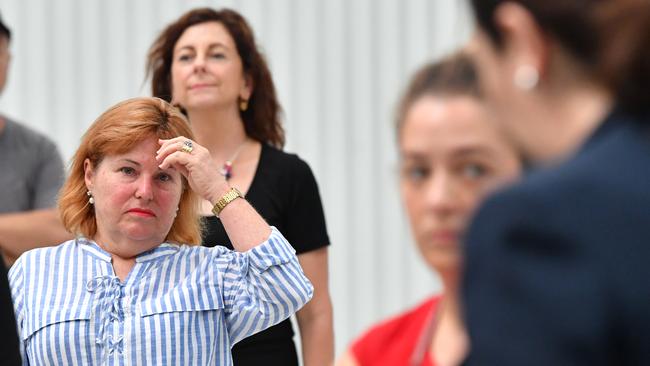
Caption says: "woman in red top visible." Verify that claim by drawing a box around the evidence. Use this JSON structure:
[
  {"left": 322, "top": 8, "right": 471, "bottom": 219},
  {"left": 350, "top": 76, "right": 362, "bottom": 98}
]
[{"left": 337, "top": 54, "right": 522, "bottom": 366}]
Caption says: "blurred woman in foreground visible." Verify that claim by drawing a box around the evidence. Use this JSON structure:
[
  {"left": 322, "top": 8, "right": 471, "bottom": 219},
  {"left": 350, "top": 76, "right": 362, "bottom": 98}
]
[{"left": 463, "top": 1, "right": 650, "bottom": 365}]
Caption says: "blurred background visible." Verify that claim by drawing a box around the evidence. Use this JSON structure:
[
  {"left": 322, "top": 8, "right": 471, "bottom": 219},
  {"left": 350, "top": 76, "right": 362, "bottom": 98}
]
[{"left": 0, "top": 0, "right": 473, "bottom": 358}]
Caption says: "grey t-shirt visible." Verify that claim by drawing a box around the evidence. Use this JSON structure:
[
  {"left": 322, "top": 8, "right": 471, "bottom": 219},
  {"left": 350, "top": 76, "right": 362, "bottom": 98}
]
[{"left": 0, "top": 117, "right": 65, "bottom": 213}]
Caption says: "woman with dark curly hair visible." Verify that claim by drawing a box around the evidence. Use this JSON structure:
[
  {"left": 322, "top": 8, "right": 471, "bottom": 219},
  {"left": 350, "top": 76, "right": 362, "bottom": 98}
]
[{"left": 146, "top": 8, "right": 332, "bottom": 366}]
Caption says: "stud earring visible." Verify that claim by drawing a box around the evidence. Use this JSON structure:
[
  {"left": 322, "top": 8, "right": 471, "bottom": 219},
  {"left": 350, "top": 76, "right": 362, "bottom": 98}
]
[
  {"left": 87, "top": 190, "right": 95, "bottom": 205},
  {"left": 513, "top": 65, "right": 539, "bottom": 91},
  {"left": 239, "top": 98, "right": 249, "bottom": 112}
]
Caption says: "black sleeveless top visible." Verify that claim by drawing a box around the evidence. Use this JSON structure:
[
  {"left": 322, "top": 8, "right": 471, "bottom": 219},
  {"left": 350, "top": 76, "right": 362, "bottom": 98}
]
[{"left": 202, "top": 143, "right": 330, "bottom": 365}]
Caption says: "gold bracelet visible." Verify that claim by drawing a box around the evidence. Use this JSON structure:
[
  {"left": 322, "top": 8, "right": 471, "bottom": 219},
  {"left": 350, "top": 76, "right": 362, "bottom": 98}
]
[{"left": 212, "top": 187, "right": 244, "bottom": 217}]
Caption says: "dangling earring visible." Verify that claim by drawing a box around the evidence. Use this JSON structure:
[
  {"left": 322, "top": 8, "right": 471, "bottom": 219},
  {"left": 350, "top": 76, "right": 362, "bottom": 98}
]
[
  {"left": 87, "top": 190, "right": 95, "bottom": 205},
  {"left": 513, "top": 65, "right": 539, "bottom": 91},
  {"left": 239, "top": 98, "right": 249, "bottom": 112},
  {"left": 174, "top": 207, "right": 179, "bottom": 218}
]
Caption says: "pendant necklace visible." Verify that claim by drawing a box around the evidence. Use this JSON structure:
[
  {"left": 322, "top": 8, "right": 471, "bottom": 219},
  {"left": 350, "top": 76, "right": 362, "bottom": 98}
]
[{"left": 219, "top": 139, "right": 248, "bottom": 181}]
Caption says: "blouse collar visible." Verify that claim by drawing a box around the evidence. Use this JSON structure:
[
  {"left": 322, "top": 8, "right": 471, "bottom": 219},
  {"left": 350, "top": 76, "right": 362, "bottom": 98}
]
[{"left": 77, "top": 237, "right": 180, "bottom": 263}]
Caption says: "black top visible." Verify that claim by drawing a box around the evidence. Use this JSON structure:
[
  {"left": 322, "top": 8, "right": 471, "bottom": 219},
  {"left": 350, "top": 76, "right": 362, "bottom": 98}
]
[
  {"left": 463, "top": 109, "right": 650, "bottom": 366},
  {"left": 202, "top": 143, "right": 330, "bottom": 365}
]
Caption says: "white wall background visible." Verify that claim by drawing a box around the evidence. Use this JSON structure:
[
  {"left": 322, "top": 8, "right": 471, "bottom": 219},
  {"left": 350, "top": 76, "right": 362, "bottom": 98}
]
[{"left": 0, "top": 0, "right": 473, "bottom": 359}]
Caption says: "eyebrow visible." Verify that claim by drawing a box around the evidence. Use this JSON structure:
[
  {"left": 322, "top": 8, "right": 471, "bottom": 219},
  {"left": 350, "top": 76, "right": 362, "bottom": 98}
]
[
  {"left": 452, "top": 146, "right": 498, "bottom": 157},
  {"left": 400, "top": 145, "right": 498, "bottom": 161},
  {"left": 118, "top": 158, "right": 178, "bottom": 173},
  {"left": 120, "top": 158, "right": 141, "bottom": 166},
  {"left": 177, "top": 42, "right": 229, "bottom": 52}
]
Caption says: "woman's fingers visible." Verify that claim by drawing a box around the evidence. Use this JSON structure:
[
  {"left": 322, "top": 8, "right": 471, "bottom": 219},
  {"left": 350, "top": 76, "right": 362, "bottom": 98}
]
[{"left": 156, "top": 137, "right": 225, "bottom": 200}]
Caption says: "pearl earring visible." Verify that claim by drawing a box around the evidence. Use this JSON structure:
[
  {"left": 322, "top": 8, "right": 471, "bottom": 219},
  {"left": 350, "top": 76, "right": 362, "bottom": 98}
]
[
  {"left": 513, "top": 65, "right": 539, "bottom": 91},
  {"left": 87, "top": 190, "right": 95, "bottom": 205}
]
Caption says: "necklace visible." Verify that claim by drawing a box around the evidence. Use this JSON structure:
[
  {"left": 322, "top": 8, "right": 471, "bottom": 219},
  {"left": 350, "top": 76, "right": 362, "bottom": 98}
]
[{"left": 219, "top": 139, "right": 248, "bottom": 181}]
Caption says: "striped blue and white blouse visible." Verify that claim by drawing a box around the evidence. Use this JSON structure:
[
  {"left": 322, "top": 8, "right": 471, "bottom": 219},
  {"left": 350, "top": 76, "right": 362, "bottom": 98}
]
[{"left": 9, "top": 228, "right": 313, "bottom": 365}]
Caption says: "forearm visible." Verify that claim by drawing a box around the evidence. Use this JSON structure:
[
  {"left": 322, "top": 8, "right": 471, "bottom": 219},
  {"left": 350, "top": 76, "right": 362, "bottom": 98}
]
[
  {"left": 209, "top": 187, "right": 271, "bottom": 252},
  {"left": 225, "top": 229, "right": 314, "bottom": 344},
  {"left": 295, "top": 247, "right": 334, "bottom": 365},
  {"left": 0, "top": 209, "right": 72, "bottom": 262},
  {"left": 298, "top": 305, "right": 334, "bottom": 366}
]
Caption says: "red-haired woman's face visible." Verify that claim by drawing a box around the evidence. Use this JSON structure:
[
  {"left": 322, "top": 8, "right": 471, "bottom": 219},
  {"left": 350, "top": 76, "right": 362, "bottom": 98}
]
[
  {"left": 171, "top": 21, "right": 251, "bottom": 112},
  {"left": 84, "top": 137, "right": 183, "bottom": 258}
]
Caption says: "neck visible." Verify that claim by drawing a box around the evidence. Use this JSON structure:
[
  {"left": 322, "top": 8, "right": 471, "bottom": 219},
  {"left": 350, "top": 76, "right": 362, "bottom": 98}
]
[
  {"left": 96, "top": 241, "right": 137, "bottom": 282},
  {"left": 186, "top": 105, "right": 249, "bottom": 161},
  {"left": 529, "top": 51, "right": 615, "bottom": 164},
  {"left": 437, "top": 272, "right": 463, "bottom": 329},
  {"left": 430, "top": 272, "right": 468, "bottom": 366},
  {"left": 111, "top": 256, "right": 136, "bottom": 282},
  {"left": 92, "top": 234, "right": 157, "bottom": 282},
  {"left": 536, "top": 86, "right": 613, "bottom": 163}
]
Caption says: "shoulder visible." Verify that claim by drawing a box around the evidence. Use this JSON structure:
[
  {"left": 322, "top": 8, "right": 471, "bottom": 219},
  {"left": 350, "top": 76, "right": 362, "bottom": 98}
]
[
  {"left": 352, "top": 295, "right": 441, "bottom": 362},
  {"left": 2, "top": 118, "right": 62, "bottom": 167},
  {"left": 472, "top": 117, "right": 650, "bottom": 237},
  {"left": 21, "top": 239, "right": 78, "bottom": 258},
  {"left": 466, "top": 162, "right": 596, "bottom": 264},
  {"left": 255, "top": 143, "right": 321, "bottom": 198},
  {"left": 11, "top": 239, "right": 79, "bottom": 275},
  {"left": 261, "top": 143, "right": 315, "bottom": 178},
  {"left": 466, "top": 116, "right": 650, "bottom": 286},
  {"left": 3, "top": 117, "right": 58, "bottom": 150},
  {"left": 368, "top": 295, "right": 440, "bottom": 337}
]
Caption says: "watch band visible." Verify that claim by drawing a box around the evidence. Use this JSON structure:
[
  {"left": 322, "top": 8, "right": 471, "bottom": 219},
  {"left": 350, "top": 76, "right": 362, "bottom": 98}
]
[{"left": 212, "top": 187, "right": 244, "bottom": 217}]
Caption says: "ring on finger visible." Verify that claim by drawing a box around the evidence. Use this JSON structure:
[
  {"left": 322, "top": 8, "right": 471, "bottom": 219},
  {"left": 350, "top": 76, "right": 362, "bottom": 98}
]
[{"left": 180, "top": 140, "right": 194, "bottom": 154}]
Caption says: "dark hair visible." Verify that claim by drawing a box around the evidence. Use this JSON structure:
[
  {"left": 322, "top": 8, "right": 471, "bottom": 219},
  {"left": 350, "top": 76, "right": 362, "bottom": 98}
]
[
  {"left": 470, "top": 0, "right": 650, "bottom": 115},
  {"left": 0, "top": 14, "right": 11, "bottom": 40},
  {"left": 146, "top": 7, "right": 285, "bottom": 148},
  {"left": 396, "top": 52, "right": 480, "bottom": 135}
]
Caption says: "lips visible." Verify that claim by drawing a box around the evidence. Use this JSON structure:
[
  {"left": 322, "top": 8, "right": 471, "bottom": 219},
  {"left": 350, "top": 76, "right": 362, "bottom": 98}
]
[
  {"left": 430, "top": 229, "right": 459, "bottom": 245},
  {"left": 127, "top": 208, "right": 156, "bottom": 217},
  {"left": 189, "top": 83, "right": 216, "bottom": 90}
]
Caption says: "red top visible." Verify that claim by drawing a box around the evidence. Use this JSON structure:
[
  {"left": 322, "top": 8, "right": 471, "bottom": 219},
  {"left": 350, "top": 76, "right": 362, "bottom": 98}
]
[{"left": 351, "top": 295, "right": 441, "bottom": 366}]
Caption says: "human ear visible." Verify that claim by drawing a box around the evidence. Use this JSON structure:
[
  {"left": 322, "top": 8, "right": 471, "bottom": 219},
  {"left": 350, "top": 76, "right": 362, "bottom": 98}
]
[
  {"left": 240, "top": 73, "right": 253, "bottom": 101},
  {"left": 83, "top": 158, "right": 95, "bottom": 192},
  {"left": 494, "top": 2, "right": 551, "bottom": 86}
]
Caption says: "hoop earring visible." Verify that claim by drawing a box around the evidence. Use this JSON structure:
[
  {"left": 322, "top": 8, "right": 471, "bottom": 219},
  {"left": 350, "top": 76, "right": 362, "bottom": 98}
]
[{"left": 513, "top": 65, "right": 539, "bottom": 91}]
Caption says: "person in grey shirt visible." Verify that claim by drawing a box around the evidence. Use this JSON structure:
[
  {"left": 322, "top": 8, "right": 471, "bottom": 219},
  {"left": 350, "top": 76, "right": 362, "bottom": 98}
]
[{"left": 0, "top": 14, "right": 70, "bottom": 266}]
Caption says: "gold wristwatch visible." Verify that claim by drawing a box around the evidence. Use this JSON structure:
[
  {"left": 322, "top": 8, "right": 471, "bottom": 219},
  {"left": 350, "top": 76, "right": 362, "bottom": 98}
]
[{"left": 212, "top": 187, "right": 244, "bottom": 217}]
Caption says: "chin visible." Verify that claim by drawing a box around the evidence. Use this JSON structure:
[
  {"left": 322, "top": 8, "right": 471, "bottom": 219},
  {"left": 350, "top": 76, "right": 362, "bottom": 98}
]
[
  {"left": 424, "top": 250, "right": 461, "bottom": 273},
  {"left": 185, "top": 97, "right": 223, "bottom": 110}
]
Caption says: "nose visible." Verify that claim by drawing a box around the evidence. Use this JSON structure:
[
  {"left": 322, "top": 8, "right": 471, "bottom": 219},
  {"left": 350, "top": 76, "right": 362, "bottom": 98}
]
[
  {"left": 135, "top": 176, "right": 154, "bottom": 201},
  {"left": 193, "top": 54, "right": 207, "bottom": 73},
  {"left": 425, "top": 172, "right": 457, "bottom": 214}
]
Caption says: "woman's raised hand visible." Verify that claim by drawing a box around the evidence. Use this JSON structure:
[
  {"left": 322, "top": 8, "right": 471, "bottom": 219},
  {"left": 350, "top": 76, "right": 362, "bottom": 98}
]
[{"left": 156, "top": 137, "right": 228, "bottom": 203}]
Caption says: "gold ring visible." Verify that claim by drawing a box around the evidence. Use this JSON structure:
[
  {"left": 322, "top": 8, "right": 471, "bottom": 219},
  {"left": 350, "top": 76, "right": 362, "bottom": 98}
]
[{"left": 180, "top": 140, "right": 194, "bottom": 154}]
